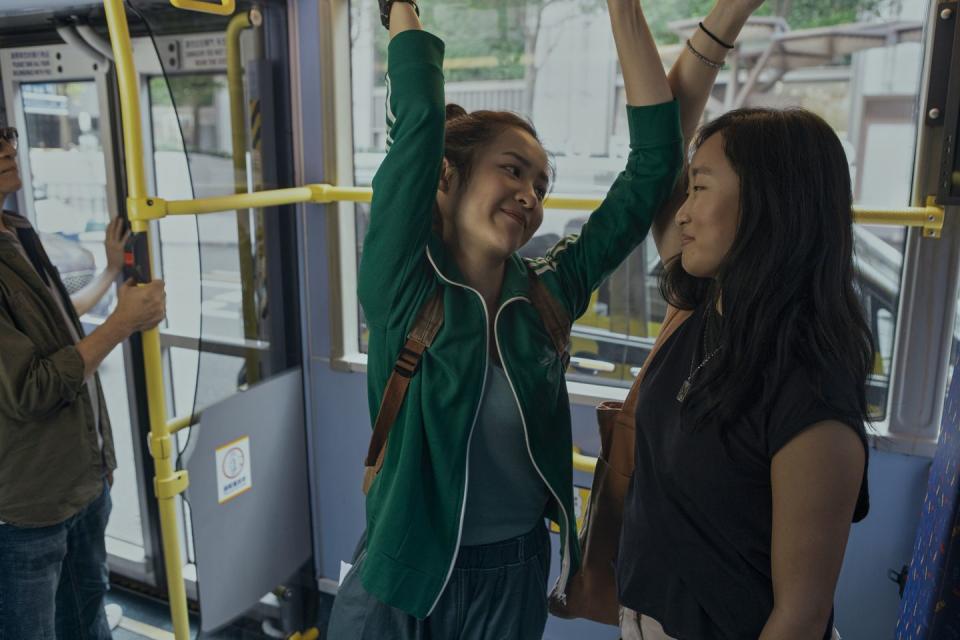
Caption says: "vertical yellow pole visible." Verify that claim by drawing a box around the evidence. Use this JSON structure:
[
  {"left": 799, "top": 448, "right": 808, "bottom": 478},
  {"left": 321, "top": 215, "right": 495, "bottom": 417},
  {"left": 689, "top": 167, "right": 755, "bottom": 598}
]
[
  {"left": 102, "top": 1, "right": 191, "bottom": 638},
  {"left": 226, "top": 11, "right": 261, "bottom": 385}
]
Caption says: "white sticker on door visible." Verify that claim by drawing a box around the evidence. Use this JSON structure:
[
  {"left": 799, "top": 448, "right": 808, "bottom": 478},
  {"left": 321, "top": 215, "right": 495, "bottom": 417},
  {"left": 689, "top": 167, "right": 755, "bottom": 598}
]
[{"left": 215, "top": 436, "right": 253, "bottom": 504}]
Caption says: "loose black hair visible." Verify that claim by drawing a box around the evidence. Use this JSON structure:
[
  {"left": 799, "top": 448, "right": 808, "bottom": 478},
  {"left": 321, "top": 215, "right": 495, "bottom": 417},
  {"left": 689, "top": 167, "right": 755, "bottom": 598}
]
[{"left": 660, "top": 108, "right": 875, "bottom": 430}]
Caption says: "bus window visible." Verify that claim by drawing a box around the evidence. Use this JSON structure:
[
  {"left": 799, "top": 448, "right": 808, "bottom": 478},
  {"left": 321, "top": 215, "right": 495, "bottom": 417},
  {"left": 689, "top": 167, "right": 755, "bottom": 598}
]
[
  {"left": 876, "top": 307, "right": 895, "bottom": 371},
  {"left": 148, "top": 73, "right": 254, "bottom": 414},
  {"left": 22, "top": 81, "right": 111, "bottom": 309},
  {"left": 22, "top": 82, "right": 108, "bottom": 238},
  {"left": 343, "top": 0, "right": 924, "bottom": 412},
  {"left": 144, "top": 37, "right": 275, "bottom": 570}
]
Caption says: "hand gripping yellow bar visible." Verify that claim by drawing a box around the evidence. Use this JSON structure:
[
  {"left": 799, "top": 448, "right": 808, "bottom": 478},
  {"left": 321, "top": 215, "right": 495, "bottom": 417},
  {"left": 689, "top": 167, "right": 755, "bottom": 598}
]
[{"left": 170, "top": 0, "right": 235, "bottom": 16}]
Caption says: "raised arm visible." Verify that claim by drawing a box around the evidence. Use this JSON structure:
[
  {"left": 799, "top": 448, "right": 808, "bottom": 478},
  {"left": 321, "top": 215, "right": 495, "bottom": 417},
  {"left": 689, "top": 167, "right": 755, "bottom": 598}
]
[
  {"left": 651, "top": 0, "right": 762, "bottom": 264},
  {"left": 608, "top": 0, "right": 673, "bottom": 107},
  {"left": 387, "top": 0, "right": 421, "bottom": 37},
  {"left": 357, "top": 2, "right": 446, "bottom": 326},
  {"left": 533, "top": 1, "right": 681, "bottom": 320}
]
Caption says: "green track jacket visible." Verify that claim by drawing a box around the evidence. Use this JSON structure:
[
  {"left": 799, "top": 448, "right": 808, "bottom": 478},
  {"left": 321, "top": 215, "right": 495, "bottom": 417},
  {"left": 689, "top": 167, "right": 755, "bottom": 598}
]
[{"left": 357, "top": 29, "right": 683, "bottom": 619}]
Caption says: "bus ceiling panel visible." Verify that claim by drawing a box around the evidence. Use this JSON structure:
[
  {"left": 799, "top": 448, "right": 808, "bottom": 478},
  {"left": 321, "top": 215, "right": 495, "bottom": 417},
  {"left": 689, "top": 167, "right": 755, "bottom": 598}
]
[
  {"left": 129, "top": 0, "right": 260, "bottom": 37},
  {"left": 0, "top": 1, "right": 257, "bottom": 43},
  {"left": 0, "top": 2, "right": 107, "bottom": 44},
  {"left": 0, "top": 0, "right": 101, "bottom": 17}
]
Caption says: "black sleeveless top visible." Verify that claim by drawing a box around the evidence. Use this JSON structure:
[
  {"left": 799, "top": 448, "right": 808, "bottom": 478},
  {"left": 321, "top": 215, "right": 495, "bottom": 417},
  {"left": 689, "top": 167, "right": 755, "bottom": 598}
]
[{"left": 616, "top": 302, "right": 869, "bottom": 640}]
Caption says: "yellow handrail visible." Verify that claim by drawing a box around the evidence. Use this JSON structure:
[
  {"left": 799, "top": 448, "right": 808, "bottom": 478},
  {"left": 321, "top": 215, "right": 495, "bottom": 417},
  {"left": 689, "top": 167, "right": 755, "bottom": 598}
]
[
  {"left": 573, "top": 450, "right": 598, "bottom": 474},
  {"left": 103, "top": 1, "right": 189, "bottom": 637},
  {"left": 226, "top": 9, "right": 260, "bottom": 385},
  {"left": 143, "top": 187, "right": 948, "bottom": 236},
  {"left": 170, "top": 0, "right": 235, "bottom": 16},
  {"left": 167, "top": 413, "right": 201, "bottom": 434},
  {"left": 163, "top": 185, "right": 371, "bottom": 216}
]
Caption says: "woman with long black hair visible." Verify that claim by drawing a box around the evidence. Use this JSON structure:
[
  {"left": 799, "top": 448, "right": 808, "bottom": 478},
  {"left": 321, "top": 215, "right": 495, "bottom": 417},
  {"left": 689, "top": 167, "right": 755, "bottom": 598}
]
[{"left": 616, "top": 108, "right": 873, "bottom": 639}]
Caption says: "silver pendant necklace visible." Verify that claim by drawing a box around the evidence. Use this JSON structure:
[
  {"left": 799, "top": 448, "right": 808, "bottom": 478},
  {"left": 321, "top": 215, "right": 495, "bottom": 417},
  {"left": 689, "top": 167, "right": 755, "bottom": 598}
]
[
  {"left": 676, "top": 347, "right": 721, "bottom": 402},
  {"left": 677, "top": 307, "right": 722, "bottom": 403}
]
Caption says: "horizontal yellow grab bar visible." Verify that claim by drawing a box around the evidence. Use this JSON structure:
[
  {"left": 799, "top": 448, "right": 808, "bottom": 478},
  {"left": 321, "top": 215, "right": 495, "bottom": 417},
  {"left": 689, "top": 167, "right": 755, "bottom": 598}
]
[
  {"left": 162, "top": 185, "right": 372, "bottom": 216},
  {"left": 169, "top": 0, "right": 235, "bottom": 16},
  {"left": 167, "top": 413, "right": 200, "bottom": 433},
  {"left": 158, "top": 185, "right": 945, "bottom": 235},
  {"left": 573, "top": 450, "right": 598, "bottom": 474},
  {"left": 166, "top": 187, "right": 313, "bottom": 216},
  {"left": 854, "top": 204, "right": 943, "bottom": 229}
]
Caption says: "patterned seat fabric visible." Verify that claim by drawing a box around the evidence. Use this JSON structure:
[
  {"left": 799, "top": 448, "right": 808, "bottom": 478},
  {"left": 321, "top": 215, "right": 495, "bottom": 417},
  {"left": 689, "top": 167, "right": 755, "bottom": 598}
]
[{"left": 896, "top": 363, "right": 960, "bottom": 639}]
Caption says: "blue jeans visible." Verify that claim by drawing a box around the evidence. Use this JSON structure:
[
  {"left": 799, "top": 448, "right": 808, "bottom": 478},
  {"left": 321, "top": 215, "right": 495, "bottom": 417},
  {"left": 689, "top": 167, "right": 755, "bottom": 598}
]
[{"left": 0, "top": 480, "right": 112, "bottom": 640}]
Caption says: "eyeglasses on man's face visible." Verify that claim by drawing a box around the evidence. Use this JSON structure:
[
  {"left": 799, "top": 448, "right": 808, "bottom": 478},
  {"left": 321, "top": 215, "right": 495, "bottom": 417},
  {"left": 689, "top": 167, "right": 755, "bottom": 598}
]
[{"left": 0, "top": 127, "right": 18, "bottom": 150}]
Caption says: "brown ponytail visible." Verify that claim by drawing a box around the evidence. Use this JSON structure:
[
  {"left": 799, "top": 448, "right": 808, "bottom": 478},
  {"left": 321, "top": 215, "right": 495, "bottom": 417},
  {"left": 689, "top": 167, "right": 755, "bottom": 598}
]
[
  {"left": 434, "top": 104, "right": 551, "bottom": 235},
  {"left": 445, "top": 103, "right": 468, "bottom": 121},
  {"left": 442, "top": 103, "right": 548, "bottom": 184}
]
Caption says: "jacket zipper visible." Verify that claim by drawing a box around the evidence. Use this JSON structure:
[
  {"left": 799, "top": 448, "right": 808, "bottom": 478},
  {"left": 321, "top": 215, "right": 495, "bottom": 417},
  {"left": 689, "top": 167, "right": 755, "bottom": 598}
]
[
  {"left": 495, "top": 297, "right": 571, "bottom": 604},
  {"left": 424, "top": 249, "right": 490, "bottom": 617}
]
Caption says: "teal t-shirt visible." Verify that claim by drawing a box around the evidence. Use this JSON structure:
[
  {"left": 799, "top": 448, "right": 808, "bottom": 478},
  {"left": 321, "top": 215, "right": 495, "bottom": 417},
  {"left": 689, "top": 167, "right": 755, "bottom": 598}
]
[{"left": 460, "top": 364, "right": 549, "bottom": 546}]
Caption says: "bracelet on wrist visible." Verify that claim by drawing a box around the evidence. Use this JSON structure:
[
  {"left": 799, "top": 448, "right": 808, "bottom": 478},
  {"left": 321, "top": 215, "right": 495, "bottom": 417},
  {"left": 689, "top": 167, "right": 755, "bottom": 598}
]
[
  {"left": 698, "top": 21, "right": 735, "bottom": 49},
  {"left": 685, "top": 39, "right": 725, "bottom": 70}
]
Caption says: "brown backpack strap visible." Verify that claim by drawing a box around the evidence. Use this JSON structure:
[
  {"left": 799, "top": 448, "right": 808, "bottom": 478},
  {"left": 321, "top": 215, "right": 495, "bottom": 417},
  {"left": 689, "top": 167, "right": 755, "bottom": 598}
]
[
  {"left": 621, "top": 305, "right": 692, "bottom": 418},
  {"left": 364, "top": 290, "right": 445, "bottom": 471},
  {"left": 603, "top": 305, "right": 692, "bottom": 477},
  {"left": 526, "top": 265, "right": 572, "bottom": 369}
]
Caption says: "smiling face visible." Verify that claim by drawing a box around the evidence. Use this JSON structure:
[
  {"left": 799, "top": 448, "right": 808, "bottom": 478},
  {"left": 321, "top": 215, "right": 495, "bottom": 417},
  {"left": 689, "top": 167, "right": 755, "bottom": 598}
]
[
  {"left": 437, "top": 125, "right": 549, "bottom": 263},
  {"left": 675, "top": 132, "right": 741, "bottom": 279}
]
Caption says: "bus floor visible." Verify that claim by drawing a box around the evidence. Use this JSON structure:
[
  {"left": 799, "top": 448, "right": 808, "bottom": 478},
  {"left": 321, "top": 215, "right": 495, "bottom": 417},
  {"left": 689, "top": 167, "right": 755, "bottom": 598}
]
[{"left": 105, "top": 586, "right": 276, "bottom": 640}]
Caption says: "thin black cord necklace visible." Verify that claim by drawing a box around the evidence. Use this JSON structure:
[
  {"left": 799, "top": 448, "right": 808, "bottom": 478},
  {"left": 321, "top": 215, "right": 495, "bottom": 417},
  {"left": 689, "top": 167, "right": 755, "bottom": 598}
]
[{"left": 677, "top": 305, "right": 722, "bottom": 403}]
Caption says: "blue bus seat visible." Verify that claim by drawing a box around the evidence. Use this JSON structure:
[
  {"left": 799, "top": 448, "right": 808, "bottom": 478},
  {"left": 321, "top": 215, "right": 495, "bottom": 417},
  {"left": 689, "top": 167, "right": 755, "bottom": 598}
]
[{"left": 895, "top": 362, "right": 960, "bottom": 639}]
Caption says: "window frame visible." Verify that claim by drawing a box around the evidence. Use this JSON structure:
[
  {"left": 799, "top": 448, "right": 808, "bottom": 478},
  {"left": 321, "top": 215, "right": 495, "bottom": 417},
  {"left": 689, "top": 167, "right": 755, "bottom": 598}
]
[
  {"left": 871, "top": 0, "right": 960, "bottom": 456},
  {"left": 325, "top": 0, "right": 958, "bottom": 456}
]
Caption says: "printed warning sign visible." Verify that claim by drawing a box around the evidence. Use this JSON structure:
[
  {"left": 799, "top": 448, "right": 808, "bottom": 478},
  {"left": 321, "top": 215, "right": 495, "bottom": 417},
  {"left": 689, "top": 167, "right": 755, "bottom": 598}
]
[{"left": 215, "top": 436, "right": 253, "bottom": 504}]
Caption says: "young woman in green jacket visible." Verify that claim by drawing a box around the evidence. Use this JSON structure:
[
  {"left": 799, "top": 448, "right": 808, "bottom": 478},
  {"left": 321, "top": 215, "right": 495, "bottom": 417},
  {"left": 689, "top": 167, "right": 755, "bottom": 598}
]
[{"left": 328, "top": 0, "right": 756, "bottom": 637}]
